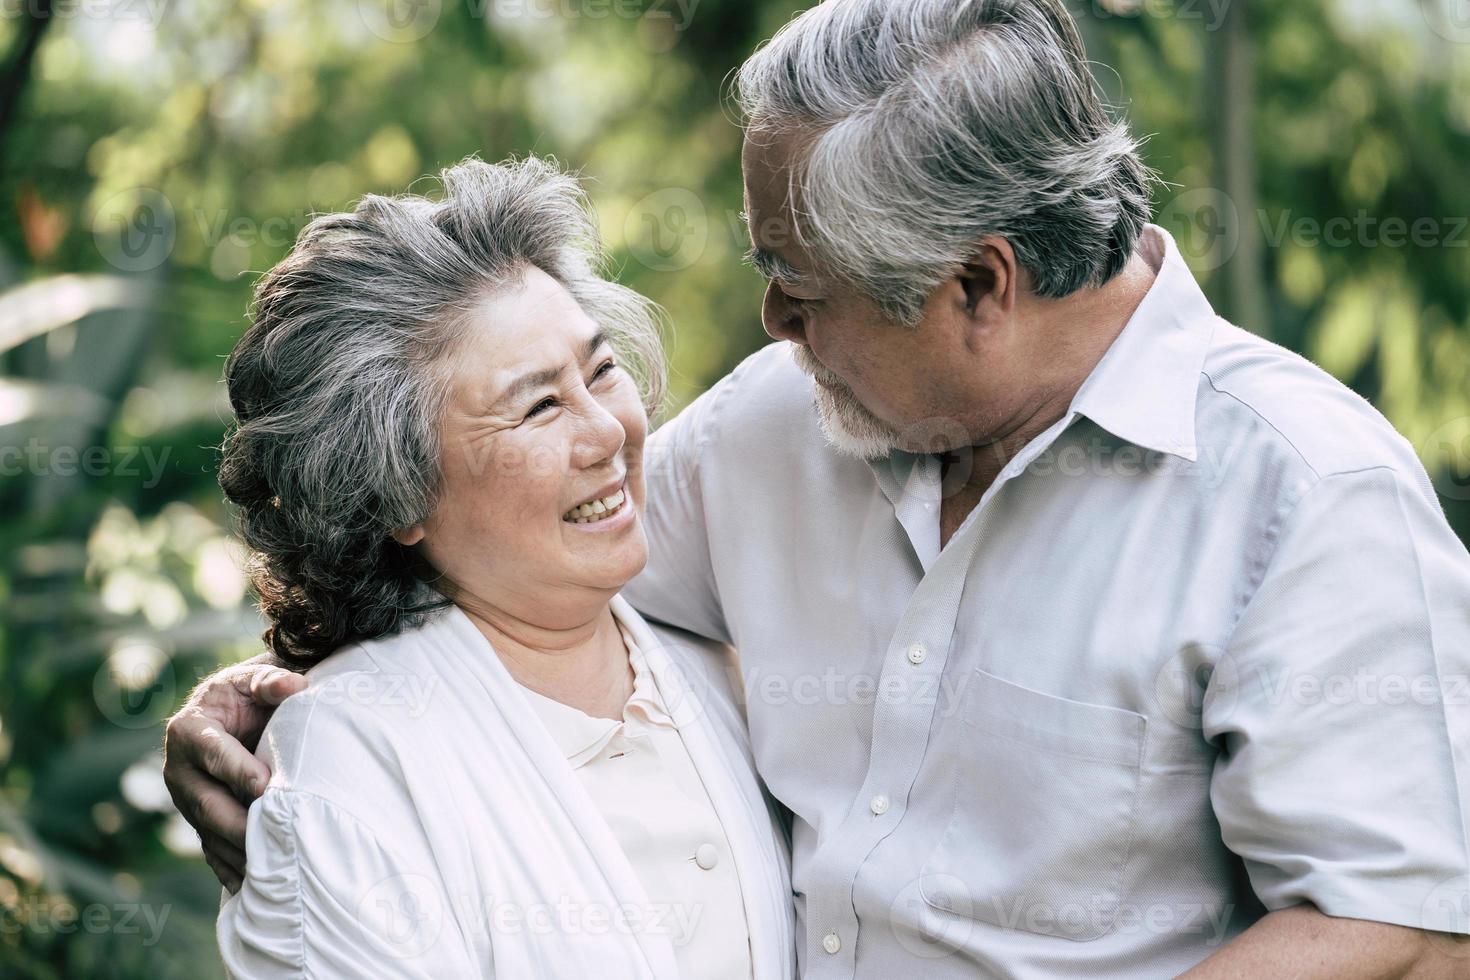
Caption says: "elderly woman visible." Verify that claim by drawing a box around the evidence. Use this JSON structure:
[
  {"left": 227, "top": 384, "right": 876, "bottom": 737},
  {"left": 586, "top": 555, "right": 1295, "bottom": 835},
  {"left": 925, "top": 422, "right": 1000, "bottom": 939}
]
[{"left": 212, "top": 156, "right": 794, "bottom": 978}]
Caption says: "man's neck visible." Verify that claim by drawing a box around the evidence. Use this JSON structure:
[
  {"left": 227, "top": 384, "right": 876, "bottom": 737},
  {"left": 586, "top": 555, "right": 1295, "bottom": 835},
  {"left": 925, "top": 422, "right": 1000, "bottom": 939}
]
[{"left": 938, "top": 251, "right": 1158, "bottom": 547}]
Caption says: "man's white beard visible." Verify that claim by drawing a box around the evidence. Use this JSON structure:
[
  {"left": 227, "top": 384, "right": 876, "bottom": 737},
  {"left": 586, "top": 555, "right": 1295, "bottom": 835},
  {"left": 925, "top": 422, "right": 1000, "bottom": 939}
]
[{"left": 790, "top": 344, "right": 905, "bottom": 459}]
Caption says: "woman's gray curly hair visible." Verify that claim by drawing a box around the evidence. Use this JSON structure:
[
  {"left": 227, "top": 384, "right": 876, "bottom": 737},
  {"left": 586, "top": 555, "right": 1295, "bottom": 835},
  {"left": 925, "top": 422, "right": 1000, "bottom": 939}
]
[{"left": 219, "top": 155, "right": 666, "bottom": 667}]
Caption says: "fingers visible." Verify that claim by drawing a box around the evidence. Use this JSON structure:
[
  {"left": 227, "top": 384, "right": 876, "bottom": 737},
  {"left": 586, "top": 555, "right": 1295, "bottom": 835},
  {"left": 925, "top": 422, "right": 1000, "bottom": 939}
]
[
  {"left": 163, "top": 709, "right": 266, "bottom": 857},
  {"left": 181, "top": 711, "right": 271, "bottom": 801},
  {"left": 204, "top": 847, "right": 243, "bottom": 895},
  {"left": 202, "top": 828, "right": 247, "bottom": 884},
  {"left": 249, "top": 666, "right": 308, "bottom": 707},
  {"left": 189, "top": 776, "right": 252, "bottom": 851},
  {"left": 180, "top": 658, "right": 284, "bottom": 755},
  {"left": 161, "top": 658, "right": 284, "bottom": 894}
]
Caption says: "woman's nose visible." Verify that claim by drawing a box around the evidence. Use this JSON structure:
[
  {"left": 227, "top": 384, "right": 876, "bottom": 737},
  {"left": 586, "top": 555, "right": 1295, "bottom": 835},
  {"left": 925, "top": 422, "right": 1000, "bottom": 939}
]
[{"left": 572, "top": 397, "right": 627, "bottom": 468}]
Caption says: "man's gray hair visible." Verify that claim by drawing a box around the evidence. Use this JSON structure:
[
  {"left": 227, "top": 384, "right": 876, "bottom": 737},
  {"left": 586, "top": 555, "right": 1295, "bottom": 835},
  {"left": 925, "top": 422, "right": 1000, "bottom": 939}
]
[
  {"left": 736, "top": 0, "right": 1158, "bottom": 323},
  {"left": 220, "top": 155, "right": 666, "bottom": 665}
]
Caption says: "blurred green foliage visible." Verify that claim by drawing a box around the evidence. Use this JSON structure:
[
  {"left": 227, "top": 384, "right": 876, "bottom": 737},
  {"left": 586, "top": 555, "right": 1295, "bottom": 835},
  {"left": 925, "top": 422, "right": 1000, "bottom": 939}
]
[{"left": 1, "top": 0, "right": 1468, "bottom": 975}]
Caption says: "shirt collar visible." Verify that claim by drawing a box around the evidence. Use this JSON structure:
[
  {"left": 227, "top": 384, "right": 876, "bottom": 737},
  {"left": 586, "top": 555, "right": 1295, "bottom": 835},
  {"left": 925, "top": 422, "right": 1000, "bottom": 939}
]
[
  {"left": 870, "top": 223, "right": 1214, "bottom": 492},
  {"left": 1066, "top": 223, "right": 1216, "bottom": 462}
]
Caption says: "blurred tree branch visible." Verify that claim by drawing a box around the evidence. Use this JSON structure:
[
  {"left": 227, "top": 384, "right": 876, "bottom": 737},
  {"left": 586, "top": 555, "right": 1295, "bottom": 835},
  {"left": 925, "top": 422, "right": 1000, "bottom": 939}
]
[
  {"left": 1205, "top": 0, "right": 1270, "bottom": 338},
  {"left": 0, "top": 0, "right": 54, "bottom": 174}
]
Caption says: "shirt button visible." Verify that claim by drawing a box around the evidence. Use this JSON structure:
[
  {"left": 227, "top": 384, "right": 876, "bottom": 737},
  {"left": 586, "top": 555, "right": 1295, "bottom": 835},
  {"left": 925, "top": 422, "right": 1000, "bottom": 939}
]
[
  {"left": 822, "top": 933, "right": 841, "bottom": 954},
  {"left": 906, "top": 642, "right": 927, "bottom": 665},
  {"left": 870, "top": 794, "right": 890, "bottom": 815},
  {"left": 694, "top": 843, "right": 719, "bottom": 870}
]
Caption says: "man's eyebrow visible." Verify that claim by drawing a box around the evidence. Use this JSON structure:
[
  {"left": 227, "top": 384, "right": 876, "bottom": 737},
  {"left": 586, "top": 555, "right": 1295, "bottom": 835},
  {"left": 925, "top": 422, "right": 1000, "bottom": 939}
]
[
  {"left": 743, "top": 246, "right": 811, "bottom": 289},
  {"left": 490, "top": 329, "right": 611, "bottom": 410}
]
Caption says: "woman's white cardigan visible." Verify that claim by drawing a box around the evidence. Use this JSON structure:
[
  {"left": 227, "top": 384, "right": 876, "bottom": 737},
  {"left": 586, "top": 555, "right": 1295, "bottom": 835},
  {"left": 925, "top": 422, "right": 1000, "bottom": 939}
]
[{"left": 217, "top": 595, "right": 795, "bottom": 979}]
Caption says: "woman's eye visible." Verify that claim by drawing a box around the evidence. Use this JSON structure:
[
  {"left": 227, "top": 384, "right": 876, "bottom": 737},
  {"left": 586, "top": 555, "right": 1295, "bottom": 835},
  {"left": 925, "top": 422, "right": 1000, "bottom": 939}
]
[
  {"left": 525, "top": 397, "right": 557, "bottom": 419},
  {"left": 592, "top": 358, "right": 617, "bottom": 380}
]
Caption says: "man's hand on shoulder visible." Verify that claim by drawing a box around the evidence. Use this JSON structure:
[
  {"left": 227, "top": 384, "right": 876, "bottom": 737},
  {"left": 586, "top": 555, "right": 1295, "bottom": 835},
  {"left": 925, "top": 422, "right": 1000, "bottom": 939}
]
[{"left": 162, "top": 654, "right": 308, "bottom": 892}]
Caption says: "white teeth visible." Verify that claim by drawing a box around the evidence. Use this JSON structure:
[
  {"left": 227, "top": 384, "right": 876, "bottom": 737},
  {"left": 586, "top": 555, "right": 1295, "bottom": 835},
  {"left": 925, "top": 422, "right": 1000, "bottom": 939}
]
[{"left": 563, "top": 486, "right": 628, "bottom": 523}]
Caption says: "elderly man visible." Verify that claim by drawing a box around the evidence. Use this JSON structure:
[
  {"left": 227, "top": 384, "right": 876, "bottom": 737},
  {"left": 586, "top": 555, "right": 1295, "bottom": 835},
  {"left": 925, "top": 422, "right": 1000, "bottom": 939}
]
[{"left": 166, "top": 0, "right": 1470, "bottom": 976}]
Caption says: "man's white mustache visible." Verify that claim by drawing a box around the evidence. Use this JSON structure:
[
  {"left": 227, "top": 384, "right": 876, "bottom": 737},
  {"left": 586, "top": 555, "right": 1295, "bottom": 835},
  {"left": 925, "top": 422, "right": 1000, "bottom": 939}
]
[{"left": 790, "top": 345, "right": 848, "bottom": 391}]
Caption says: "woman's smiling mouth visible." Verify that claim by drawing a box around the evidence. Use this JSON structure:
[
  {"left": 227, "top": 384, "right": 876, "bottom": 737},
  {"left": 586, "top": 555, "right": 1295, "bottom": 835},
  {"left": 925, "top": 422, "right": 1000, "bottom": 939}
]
[{"left": 562, "top": 485, "right": 628, "bottom": 525}]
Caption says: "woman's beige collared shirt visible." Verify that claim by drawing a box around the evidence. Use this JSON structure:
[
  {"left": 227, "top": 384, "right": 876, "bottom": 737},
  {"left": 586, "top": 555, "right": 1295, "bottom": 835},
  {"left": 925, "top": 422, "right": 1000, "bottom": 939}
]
[{"left": 516, "top": 625, "right": 754, "bottom": 980}]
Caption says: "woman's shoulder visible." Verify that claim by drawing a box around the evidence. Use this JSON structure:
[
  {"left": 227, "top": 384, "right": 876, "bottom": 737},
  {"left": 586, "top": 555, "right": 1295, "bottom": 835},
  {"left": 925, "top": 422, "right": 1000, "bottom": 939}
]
[
  {"left": 256, "top": 619, "right": 456, "bottom": 806},
  {"left": 225, "top": 613, "right": 488, "bottom": 972},
  {"left": 223, "top": 763, "right": 481, "bottom": 977}
]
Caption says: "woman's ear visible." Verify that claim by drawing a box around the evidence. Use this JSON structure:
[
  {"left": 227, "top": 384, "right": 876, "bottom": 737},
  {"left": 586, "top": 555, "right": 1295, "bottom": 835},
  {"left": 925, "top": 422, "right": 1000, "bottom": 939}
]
[{"left": 392, "top": 525, "right": 426, "bottom": 547}]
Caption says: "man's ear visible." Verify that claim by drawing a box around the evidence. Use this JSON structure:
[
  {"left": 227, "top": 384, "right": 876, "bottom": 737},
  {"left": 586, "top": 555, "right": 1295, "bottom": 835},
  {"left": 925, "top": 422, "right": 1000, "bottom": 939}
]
[
  {"left": 392, "top": 525, "right": 426, "bottom": 547},
  {"left": 958, "top": 236, "right": 1019, "bottom": 324}
]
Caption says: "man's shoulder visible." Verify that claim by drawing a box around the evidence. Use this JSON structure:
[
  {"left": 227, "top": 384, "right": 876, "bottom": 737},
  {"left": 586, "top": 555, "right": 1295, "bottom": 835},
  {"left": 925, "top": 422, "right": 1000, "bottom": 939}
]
[
  {"left": 647, "top": 340, "right": 833, "bottom": 493},
  {"left": 658, "top": 341, "right": 816, "bottom": 444},
  {"left": 642, "top": 618, "right": 745, "bottom": 720},
  {"left": 720, "top": 339, "right": 811, "bottom": 398},
  {"left": 1197, "top": 320, "right": 1428, "bottom": 486}
]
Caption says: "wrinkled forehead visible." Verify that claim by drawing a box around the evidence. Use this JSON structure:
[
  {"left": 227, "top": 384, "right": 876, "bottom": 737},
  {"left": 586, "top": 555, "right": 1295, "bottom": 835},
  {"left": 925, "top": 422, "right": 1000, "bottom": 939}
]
[
  {"left": 741, "top": 127, "right": 817, "bottom": 259},
  {"left": 745, "top": 123, "right": 823, "bottom": 206}
]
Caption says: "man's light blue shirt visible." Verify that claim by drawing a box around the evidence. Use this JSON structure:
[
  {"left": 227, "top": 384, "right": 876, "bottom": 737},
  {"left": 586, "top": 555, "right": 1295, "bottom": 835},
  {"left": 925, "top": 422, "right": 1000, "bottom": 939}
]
[{"left": 624, "top": 225, "right": 1470, "bottom": 978}]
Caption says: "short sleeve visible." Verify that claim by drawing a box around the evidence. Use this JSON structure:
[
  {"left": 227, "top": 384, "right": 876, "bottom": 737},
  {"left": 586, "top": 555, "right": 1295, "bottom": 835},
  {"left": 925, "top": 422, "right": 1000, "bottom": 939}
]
[
  {"left": 1206, "top": 465, "right": 1470, "bottom": 934},
  {"left": 623, "top": 376, "right": 734, "bottom": 645},
  {"left": 217, "top": 789, "right": 481, "bottom": 978}
]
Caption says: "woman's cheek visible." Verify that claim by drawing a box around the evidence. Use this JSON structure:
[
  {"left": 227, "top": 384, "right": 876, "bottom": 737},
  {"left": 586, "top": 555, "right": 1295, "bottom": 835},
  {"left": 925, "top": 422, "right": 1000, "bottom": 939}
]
[
  {"left": 525, "top": 426, "right": 579, "bottom": 515},
  {"left": 480, "top": 421, "right": 555, "bottom": 488}
]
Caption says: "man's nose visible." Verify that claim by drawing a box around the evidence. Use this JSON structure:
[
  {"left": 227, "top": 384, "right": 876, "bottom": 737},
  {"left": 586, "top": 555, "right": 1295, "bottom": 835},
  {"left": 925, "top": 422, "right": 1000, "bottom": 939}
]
[{"left": 762, "top": 284, "right": 807, "bottom": 344}]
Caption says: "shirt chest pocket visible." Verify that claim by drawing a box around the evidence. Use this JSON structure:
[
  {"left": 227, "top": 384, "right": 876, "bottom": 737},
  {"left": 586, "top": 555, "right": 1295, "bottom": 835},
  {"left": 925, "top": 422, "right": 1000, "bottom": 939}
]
[{"left": 919, "top": 666, "right": 1147, "bottom": 942}]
